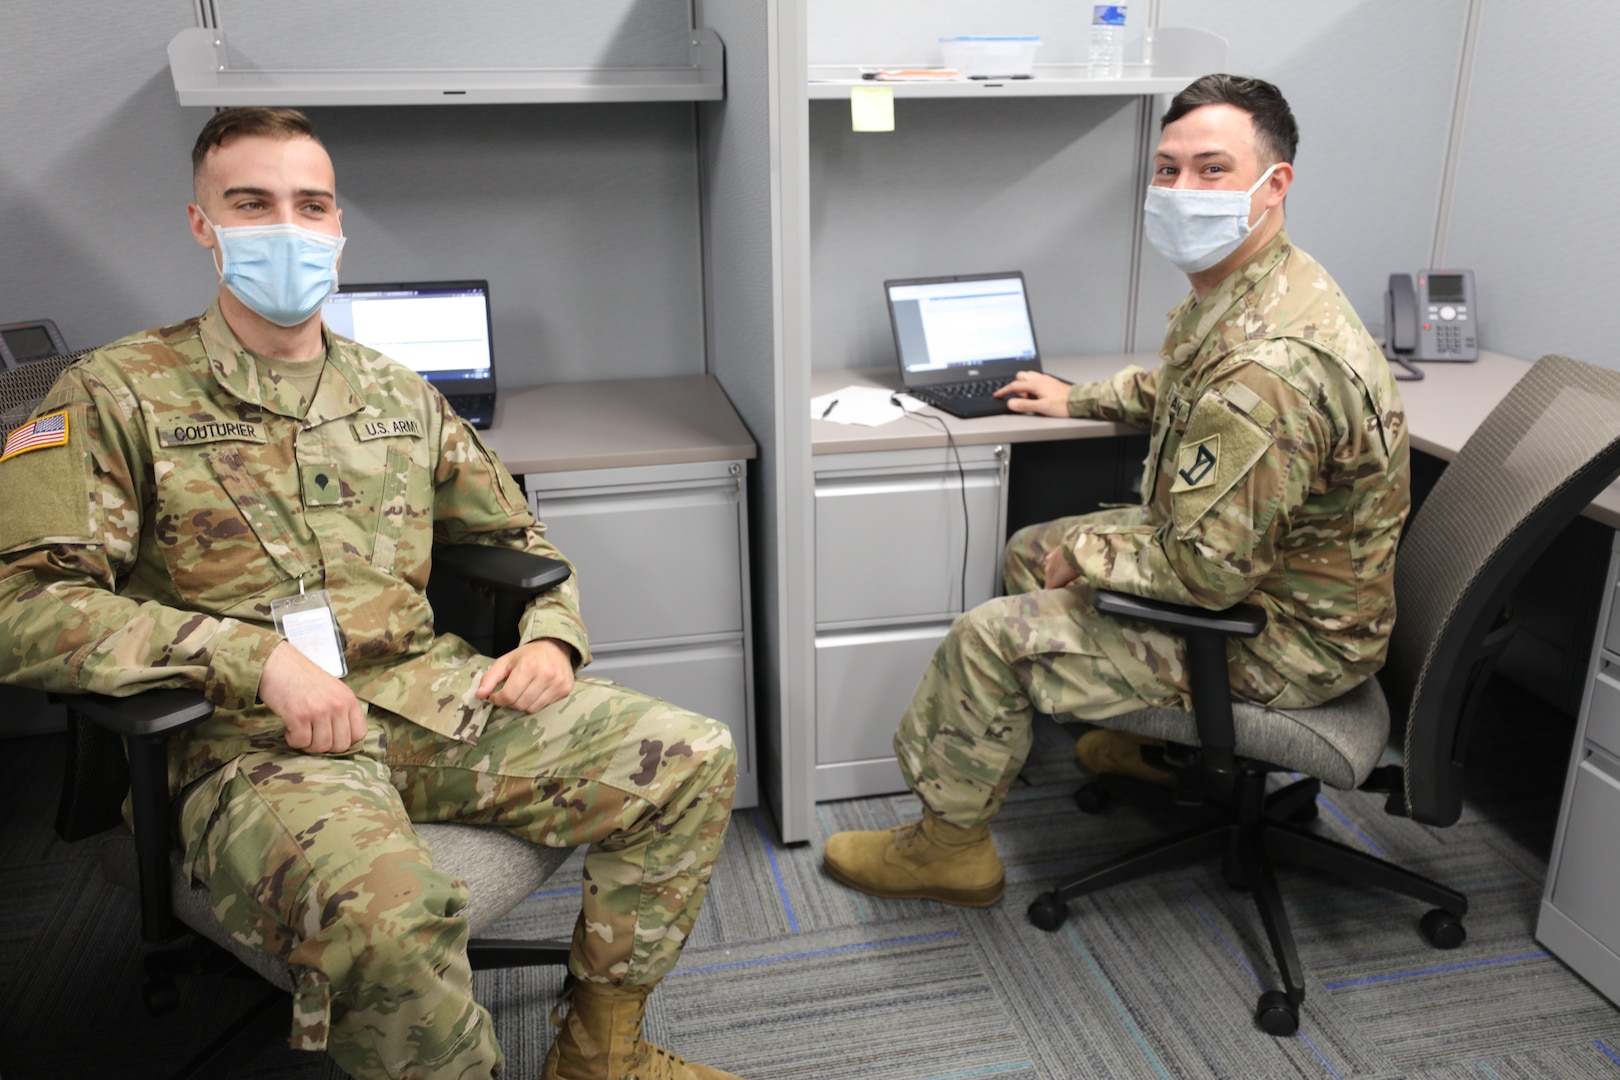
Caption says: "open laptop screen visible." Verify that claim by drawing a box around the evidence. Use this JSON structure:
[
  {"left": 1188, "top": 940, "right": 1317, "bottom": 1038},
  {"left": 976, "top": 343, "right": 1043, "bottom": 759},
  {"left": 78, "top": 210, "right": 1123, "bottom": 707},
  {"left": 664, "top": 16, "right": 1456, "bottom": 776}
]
[
  {"left": 886, "top": 272, "right": 1038, "bottom": 384},
  {"left": 323, "top": 281, "right": 494, "bottom": 396}
]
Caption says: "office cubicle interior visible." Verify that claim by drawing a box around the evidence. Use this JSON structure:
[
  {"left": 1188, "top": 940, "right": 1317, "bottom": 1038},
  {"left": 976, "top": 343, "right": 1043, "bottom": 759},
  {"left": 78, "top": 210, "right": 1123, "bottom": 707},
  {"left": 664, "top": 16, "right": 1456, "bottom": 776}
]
[{"left": 7, "top": 0, "right": 1620, "bottom": 1075}]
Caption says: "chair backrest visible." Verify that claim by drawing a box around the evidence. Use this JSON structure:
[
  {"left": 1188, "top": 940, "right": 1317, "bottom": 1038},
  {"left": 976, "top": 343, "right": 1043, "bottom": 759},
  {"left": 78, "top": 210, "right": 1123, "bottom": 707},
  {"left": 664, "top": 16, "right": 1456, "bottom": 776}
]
[
  {"left": 0, "top": 350, "right": 94, "bottom": 430},
  {"left": 1385, "top": 354, "right": 1620, "bottom": 826}
]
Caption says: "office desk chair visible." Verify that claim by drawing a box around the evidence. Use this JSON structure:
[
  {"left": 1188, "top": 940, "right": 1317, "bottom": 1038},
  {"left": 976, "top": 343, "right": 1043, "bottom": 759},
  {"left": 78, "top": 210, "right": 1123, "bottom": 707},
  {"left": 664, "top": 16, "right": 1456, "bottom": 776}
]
[
  {"left": 0, "top": 354, "right": 577, "bottom": 1079},
  {"left": 1027, "top": 353, "right": 1620, "bottom": 1036}
]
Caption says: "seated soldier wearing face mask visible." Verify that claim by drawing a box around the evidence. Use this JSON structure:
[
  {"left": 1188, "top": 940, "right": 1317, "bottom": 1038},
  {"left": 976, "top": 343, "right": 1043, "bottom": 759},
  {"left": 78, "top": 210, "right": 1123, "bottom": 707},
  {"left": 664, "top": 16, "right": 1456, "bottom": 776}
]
[
  {"left": 822, "top": 74, "right": 1410, "bottom": 908},
  {"left": 0, "top": 107, "right": 743, "bottom": 1080}
]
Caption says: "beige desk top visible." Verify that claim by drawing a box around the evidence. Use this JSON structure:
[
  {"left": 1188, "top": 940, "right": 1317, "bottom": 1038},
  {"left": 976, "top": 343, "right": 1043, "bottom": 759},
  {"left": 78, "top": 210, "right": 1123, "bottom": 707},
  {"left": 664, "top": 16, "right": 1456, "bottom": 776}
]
[
  {"left": 811, "top": 350, "right": 1620, "bottom": 530},
  {"left": 482, "top": 374, "right": 756, "bottom": 476}
]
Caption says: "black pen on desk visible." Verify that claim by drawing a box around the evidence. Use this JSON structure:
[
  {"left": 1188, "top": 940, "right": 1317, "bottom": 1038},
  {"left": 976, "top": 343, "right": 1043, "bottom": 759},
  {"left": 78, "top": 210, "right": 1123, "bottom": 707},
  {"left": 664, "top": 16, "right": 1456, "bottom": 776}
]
[{"left": 821, "top": 399, "right": 838, "bottom": 418}]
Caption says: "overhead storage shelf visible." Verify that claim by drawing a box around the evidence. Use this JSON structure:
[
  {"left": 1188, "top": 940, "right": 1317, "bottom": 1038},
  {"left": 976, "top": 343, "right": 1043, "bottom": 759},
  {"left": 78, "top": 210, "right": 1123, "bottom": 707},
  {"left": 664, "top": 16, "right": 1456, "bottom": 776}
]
[
  {"left": 807, "top": 27, "right": 1224, "bottom": 100},
  {"left": 167, "top": 26, "right": 724, "bottom": 106}
]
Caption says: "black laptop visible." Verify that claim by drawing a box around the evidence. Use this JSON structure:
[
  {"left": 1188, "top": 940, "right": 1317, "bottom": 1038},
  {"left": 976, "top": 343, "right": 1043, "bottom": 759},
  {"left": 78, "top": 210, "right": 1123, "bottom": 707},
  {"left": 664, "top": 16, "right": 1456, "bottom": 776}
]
[
  {"left": 323, "top": 280, "right": 498, "bottom": 429},
  {"left": 885, "top": 271, "right": 1043, "bottom": 418}
]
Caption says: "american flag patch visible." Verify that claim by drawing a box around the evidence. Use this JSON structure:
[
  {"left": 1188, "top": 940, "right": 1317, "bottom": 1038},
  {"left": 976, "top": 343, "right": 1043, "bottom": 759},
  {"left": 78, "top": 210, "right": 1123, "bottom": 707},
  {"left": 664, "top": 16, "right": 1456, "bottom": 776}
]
[{"left": 0, "top": 410, "right": 70, "bottom": 463}]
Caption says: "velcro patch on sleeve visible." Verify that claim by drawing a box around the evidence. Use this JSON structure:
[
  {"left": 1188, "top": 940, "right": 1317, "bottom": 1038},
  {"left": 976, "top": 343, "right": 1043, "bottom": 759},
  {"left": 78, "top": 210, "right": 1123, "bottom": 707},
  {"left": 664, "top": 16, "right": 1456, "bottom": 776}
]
[
  {"left": 0, "top": 410, "right": 69, "bottom": 462},
  {"left": 0, "top": 406, "right": 91, "bottom": 551},
  {"left": 1170, "top": 390, "right": 1274, "bottom": 537}
]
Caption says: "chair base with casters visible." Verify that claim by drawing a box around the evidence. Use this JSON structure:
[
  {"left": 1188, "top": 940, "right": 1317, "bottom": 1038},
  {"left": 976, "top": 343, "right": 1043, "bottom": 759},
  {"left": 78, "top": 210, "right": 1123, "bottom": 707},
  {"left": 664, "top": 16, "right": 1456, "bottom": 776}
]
[
  {"left": 50, "top": 545, "right": 578, "bottom": 1080},
  {"left": 1025, "top": 590, "right": 1468, "bottom": 1037}
]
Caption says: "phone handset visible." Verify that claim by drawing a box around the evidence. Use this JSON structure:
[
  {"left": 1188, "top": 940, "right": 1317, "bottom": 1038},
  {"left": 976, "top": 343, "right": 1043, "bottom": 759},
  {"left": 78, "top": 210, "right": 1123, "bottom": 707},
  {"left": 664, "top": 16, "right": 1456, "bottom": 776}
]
[{"left": 1383, "top": 274, "right": 1424, "bottom": 381}]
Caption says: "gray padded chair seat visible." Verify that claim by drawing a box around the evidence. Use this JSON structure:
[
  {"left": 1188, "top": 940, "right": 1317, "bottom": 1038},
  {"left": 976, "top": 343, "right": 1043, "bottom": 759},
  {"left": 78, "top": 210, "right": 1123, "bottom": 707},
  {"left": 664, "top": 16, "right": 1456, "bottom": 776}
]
[
  {"left": 101, "top": 823, "right": 574, "bottom": 993},
  {"left": 1092, "top": 676, "right": 1391, "bottom": 792}
]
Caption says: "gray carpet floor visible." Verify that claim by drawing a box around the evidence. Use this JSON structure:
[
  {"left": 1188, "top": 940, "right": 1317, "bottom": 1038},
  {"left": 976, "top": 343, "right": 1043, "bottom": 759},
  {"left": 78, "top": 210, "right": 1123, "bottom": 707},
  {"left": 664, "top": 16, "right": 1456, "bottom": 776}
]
[{"left": 3, "top": 677, "right": 1617, "bottom": 1079}]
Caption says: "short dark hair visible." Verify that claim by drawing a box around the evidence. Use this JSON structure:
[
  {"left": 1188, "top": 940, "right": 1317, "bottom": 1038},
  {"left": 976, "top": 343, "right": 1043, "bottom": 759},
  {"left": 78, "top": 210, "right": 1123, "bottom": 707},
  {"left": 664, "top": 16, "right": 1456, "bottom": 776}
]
[
  {"left": 191, "top": 107, "right": 322, "bottom": 180},
  {"left": 1161, "top": 74, "right": 1298, "bottom": 166}
]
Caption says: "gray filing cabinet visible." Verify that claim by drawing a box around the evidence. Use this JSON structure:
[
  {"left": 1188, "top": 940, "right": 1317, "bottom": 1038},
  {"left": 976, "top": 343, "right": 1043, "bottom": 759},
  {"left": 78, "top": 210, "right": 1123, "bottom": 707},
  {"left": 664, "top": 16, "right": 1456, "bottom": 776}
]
[
  {"left": 1537, "top": 530, "right": 1620, "bottom": 1003},
  {"left": 813, "top": 444, "right": 1008, "bottom": 801},
  {"left": 526, "top": 459, "right": 756, "bottom": 809}
]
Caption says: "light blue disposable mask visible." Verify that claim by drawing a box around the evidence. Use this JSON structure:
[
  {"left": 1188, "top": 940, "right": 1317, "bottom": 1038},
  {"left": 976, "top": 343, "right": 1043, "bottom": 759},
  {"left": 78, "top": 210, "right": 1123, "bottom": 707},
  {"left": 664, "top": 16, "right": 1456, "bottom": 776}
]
[
  {"left": 200, "top": 209, "right": 345, "bottom": 327},
  {"left": 1143, "top": 163, "right": 1279, "bottom": 274}
]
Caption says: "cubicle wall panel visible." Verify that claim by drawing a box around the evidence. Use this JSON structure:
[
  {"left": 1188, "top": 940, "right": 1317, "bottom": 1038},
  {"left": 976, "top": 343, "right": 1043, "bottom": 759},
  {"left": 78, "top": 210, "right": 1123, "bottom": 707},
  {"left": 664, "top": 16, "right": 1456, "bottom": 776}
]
[
  {"left": 808, "top": 95, "right": 1142, "bottom": 368},
  {"left": 814, "top": 447, "right": 1006, "bottom": 625},
  {"left": 815, "top": 622, "right": 952, "bottom": 767},
  {"left": 1444, "top": 1, "right": 1620, "bottom": 367},
  {"left": 213, "top": 1, "right": 695, "bottom": 71},
  {"left": 527, "top": 463, "right": 745, "bottom": 647}
]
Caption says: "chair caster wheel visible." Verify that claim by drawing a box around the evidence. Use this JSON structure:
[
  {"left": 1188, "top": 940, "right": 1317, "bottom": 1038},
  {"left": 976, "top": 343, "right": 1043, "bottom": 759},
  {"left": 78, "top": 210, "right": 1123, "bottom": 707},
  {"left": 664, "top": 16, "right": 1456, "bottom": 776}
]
[
  {"left": 1254, "top": 990, "right": 1298, "bottom": 1036},
  {"left": 1074, "top": 783, "right": 1111, "bottom": 814},
  {"left": 1027, "top": 892, "right": 1069, "bottom": 933},
  {"left": 143, "top": 976, "right": 181, "bottom": 1017},
  {"left": 1420, "top": 908, "right": 1466, "bottom": 949}
]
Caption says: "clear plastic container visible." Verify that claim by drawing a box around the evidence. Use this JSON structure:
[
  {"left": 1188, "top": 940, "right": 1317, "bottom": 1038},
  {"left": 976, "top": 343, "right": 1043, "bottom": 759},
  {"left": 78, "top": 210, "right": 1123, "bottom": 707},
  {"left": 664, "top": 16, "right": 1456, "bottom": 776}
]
[
  {"left": 939, "top": 35, "right": 1042, "bottom": 79},
  {"left": 1087, "top": 5, "right": 1127, "bottom": 80}
]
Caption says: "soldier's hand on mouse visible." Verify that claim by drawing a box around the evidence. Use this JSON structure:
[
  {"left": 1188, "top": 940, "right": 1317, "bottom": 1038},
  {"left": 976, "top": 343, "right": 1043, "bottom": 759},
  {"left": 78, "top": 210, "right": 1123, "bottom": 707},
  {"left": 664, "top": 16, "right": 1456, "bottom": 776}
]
[
  {"left": 260, "top": 641, "right": 368, "bottom": 753},
  {"left": 476, "top": 637, "right": 576, "bottom": 714},
  {"left": 995, "top": 371, "right": 1072, "bottom": 417}
]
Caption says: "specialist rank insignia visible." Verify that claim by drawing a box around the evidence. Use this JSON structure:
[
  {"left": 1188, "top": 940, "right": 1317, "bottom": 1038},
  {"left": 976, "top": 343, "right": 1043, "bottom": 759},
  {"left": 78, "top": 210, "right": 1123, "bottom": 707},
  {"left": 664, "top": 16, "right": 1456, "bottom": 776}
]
[{"left": 0, "top": 410, "right": 69, "bottom": 463}]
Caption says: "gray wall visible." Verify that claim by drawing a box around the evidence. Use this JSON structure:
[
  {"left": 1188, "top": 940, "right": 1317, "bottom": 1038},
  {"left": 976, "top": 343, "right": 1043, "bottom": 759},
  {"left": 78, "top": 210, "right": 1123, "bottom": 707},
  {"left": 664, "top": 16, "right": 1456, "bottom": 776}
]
[
  {"left": 1443, "top": 0, "right": 1620, "bottom": 367},
  {"left": 0, "top": 1, "right": 707, "bottom": 388}
]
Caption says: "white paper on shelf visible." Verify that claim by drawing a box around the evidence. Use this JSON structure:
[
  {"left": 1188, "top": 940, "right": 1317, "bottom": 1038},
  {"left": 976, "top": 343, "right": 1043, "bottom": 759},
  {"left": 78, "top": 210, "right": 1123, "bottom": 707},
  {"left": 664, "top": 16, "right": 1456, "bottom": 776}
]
[{"left": 810, "top": 385, "right": 926, "bottom": 426}]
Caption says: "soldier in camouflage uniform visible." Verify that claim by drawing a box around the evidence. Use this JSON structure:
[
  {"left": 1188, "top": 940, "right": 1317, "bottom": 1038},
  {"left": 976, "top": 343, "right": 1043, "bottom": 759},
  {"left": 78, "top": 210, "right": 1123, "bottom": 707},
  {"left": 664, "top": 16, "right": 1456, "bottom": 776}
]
[
  {"left": 825, "top": 75, "right": 1409, "bottom": 907},
  {"left": 0, "top": 108, "right": 741, "bottom": 1080}
]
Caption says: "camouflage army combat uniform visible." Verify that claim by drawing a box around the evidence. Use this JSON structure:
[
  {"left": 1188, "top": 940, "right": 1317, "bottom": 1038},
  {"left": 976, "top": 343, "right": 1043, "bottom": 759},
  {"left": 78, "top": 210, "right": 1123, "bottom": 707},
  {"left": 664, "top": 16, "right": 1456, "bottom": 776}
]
[
  {"left": 898, "top": 230, "right": 1409, "bottom": 827},
  {"left": 0, "top": 305, "right": 736, "bottom": 1079}
]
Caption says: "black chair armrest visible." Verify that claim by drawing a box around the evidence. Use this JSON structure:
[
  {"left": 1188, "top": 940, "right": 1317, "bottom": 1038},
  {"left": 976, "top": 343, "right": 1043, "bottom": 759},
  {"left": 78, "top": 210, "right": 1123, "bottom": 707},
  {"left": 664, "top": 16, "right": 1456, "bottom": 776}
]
[
  {"left": 70, "top": 688, "right": 216, "bottom": 737},
  {"left": 1092, "top": 590, "right": 1267, "bottom": 795},
  {"left": 432, "top": 545, "right": 572, "bottom": 657},
  {"left": 59, "top": 689, "right": 215, "bottom": 943},
  {"left": 433, "top": 545, "right": 571, "bottom": 594},
  {"left": 1093, "top": 589, "right": 1267, "bottom": 638}
]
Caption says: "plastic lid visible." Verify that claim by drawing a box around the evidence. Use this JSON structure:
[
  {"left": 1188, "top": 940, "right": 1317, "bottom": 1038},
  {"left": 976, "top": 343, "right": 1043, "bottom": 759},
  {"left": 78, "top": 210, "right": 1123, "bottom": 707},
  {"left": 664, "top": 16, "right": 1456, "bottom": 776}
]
[
  {"left": 939, "top": 35, "right": 1042, "bottom": 42},
  {"left": 1091, "top": 5, "right": 1127, "bottom": 26}
]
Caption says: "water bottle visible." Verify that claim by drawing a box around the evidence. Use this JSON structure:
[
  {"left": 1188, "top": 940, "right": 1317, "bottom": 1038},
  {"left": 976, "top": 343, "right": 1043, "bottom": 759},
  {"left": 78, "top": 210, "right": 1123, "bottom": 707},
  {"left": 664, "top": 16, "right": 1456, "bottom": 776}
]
[{"left": 1087, "top": 4, "right": 1127, "bottom": 79}]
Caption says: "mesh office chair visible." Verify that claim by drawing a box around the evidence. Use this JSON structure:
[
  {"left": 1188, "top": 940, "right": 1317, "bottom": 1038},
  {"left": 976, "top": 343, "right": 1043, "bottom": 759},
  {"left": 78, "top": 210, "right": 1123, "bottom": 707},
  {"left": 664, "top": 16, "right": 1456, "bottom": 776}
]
[
  {"left": 1026, "top": 353, "right": 1620, "bottom": 1036},
  {"left": 1, "top": 354, "right": 577, "bottom": 1078}
]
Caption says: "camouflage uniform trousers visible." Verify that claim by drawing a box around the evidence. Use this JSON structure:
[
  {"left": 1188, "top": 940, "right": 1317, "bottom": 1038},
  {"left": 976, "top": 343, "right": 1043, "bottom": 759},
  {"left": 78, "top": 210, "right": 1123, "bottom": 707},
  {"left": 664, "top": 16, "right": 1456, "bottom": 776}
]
[
  {"left": 176, "top": 675, "right": 737, "bottom": 1080},
  {"left": 895, "top": 512, "right": 1286, "bottom": 829}
]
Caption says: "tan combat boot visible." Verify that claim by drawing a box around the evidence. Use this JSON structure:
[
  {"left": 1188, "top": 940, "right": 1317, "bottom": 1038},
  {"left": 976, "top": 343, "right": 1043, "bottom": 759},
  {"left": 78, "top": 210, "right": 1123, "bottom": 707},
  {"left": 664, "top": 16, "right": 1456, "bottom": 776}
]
[
  {"left": 822, "top": 808, "right": 1004, "bottom": 906},
  {"left": 543, "top": 981, "right": 744, "bottom": 1080},
  {"left": 1074, "top": 729, "right": 1175, "bottom": 788}
]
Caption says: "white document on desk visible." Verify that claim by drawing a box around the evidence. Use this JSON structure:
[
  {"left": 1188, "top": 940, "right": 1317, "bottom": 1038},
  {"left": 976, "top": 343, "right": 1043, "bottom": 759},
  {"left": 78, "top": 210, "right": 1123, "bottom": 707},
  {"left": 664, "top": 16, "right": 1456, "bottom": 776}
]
[{"left": 811, "top": 385, "right": 926, "bottom": 426}]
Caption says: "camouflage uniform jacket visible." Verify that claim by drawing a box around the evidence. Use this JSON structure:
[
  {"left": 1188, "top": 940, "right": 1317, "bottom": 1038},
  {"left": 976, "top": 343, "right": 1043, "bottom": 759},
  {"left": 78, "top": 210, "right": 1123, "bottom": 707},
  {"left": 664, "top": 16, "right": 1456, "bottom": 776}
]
[
  {"left": 0, "top": 304, "right": 589, "bottom": 790},
  {"left": 1061, "top": 229, "right": 1410, "bottom": 705}
]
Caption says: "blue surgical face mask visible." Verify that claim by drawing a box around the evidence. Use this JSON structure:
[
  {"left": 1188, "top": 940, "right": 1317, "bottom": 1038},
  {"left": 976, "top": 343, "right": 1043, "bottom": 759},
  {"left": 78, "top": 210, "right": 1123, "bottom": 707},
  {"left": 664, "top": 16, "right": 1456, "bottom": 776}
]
[
  {"left": 1143, "top": 163, "right": 1279, "bottom": 274},
  {"left": 199, "top": 209, "right": 345, "bottom": 328}
]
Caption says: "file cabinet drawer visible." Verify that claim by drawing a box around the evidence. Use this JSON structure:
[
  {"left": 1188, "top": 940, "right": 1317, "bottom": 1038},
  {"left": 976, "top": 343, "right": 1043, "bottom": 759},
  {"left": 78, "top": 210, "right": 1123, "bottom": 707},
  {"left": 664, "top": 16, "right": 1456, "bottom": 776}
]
[
  {"left": 1586, "top": 660, "right": 1620, "bottom": 757},
  {"left": 529, "top": 462, "right": 745, "bottom": 647},
  {"left": 1550, "top": 748, "right": 1620, "bottom": 949},
  {"left": 815, "top": 621, "right": 952, "bottom": 765},
  {"left": 588, "top": 639, "right": 749, "bottom": 748},
  {"left": 815, "top": 447, "right": 1006, "bottom": 626}
]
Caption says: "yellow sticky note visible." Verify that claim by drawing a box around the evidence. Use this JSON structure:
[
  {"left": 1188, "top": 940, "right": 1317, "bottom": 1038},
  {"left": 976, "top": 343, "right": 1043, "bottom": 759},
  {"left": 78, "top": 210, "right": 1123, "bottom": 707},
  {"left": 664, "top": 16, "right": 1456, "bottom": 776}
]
[{"left": 851, "top": 85, "right": 895, "bottom": 132}]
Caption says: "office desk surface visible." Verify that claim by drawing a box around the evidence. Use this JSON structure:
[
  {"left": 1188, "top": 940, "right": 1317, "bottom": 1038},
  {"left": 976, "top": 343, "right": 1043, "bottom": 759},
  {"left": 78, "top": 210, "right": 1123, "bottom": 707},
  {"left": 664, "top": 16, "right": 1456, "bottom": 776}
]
[
  {"left": 483, "top": 374, "right": 756, "bottom": 475},
  {"left": 812, "top": 350, "right": 1620, "bottom": 529}
]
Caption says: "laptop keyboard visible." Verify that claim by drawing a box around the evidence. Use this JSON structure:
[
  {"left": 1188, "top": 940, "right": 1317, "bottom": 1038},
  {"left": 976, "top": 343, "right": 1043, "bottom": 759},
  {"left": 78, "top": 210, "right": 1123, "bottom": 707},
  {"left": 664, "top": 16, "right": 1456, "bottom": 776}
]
[{"left": 913, "top": 376, "right": 1014, "bottom": 401}]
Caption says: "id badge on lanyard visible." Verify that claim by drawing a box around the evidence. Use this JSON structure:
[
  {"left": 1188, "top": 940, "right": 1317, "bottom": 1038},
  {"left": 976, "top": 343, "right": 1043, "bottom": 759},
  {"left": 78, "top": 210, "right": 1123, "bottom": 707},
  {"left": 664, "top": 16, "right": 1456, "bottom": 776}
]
[{"left": 270, "top": 581, "right": 347, "bottom": 678}]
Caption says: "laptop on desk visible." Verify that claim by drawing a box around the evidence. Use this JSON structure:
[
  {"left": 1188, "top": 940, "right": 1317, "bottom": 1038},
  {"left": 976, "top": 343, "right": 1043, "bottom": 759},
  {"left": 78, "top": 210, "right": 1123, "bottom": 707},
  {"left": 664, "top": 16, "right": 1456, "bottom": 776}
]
[
  {"left": 885, "top": 271, "right": 1043, "bottom": 419},
  {"left": 323, "top": 280, "right": 498, "bottom": 429}
]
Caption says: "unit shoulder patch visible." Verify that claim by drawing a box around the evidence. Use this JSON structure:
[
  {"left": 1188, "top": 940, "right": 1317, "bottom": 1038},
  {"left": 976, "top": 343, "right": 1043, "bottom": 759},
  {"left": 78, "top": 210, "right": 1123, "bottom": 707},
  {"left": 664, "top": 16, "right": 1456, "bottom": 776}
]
[{"left": 1170, "top": 391, "right": 1274, "bottom": 537}]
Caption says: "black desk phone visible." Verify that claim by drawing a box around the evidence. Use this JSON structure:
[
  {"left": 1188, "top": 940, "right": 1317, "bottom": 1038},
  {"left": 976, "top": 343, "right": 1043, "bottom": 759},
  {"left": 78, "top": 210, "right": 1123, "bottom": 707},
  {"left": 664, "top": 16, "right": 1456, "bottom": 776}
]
[
  {"left": 0, "top": 319, "right": 68, "bottom": 369},
  {"left": 1383, "top": 270, "right": 1477, "bottom": 381}
]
